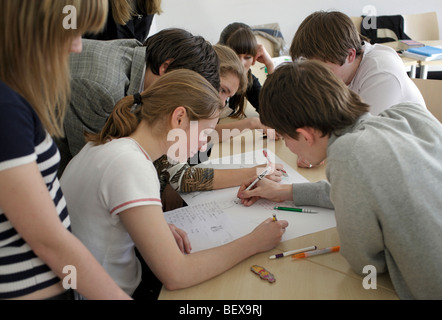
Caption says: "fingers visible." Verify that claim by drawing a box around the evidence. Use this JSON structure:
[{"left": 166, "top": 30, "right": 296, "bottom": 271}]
[
  {"left": 239, "top": 179, "right": 261, "bottom": 199},
  {"left": 176, "top": 227, "right": 192, "bottom": 254},
  {"left": 265, "top": 130, "right": 282, "bottom": 141},
  {"left": 237, "top": 176, "right": 257, "bottom": 196},
  {"left": 264, "top": 217, "right": 289, "bottom": 230},
  {"left": 237, "top": 181, "right": 261, "bottom": 206},
  {"left": 276, "top": 219, "right": 289, "bottom": 229},
  {"left": 266, "top": 172, "right": 282, "bottom": 182},
  {"left": 255, "top": 44, "right": 271, "bottom": 62},
  {"left": 297, "top": 156, "right": 313, "bottom": 168},
  {"left": 272, "top": 219, "right": 289, "bottom": 241},
  {"left": 256, "top": 162, "right": 284, "bottom": 177},
  {"left": 263, "top": 163, "right": 285, "bottom": 181},
  {"left": 274, "top": 163, "right": 285, "bottom": 177},
  {"left": 169, "top": 224, "right": 192, "bottom": 254},
  {"left": 297, "top": 156, "right": 326, "bottom": 169},
  {"left": 240, "top": 195, "right": 260, "bottom": 207},
  {"left": 239, "top": 188, "right": 260, "bottom": 204},
  {"left": 257, "top": 218, "right": 289, "bottom": 247},
  {"left": 274, "top": 163, "right": 288, "bottom": 177}
]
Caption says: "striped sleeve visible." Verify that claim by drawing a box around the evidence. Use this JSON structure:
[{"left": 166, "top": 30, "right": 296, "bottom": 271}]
[
  {"left": 0, "top": 134, "right": 69, "bottom": 298},
  {"left": 0, "top": 81, "right": 70, "bottom": 298}
]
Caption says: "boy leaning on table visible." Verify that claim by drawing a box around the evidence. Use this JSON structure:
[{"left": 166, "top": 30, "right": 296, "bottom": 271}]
[{"left": 237, "top": 60, "right": 442, "bottom": 300}]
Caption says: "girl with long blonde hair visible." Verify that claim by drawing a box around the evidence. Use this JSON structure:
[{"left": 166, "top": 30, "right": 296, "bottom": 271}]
[{"left": 0, "top": 0, "right": 130, "bottom": 299}]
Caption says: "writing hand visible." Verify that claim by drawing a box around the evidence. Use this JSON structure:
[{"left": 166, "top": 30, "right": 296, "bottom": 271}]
[
  {"left": 237, "top": 176, "right": 293, "bottom": 206},
  {"left": 255, "top": 163, "right": 284, "bottom": 182},
  {"left": 250, "top": 217, "right": 289, "bottom": 252}
]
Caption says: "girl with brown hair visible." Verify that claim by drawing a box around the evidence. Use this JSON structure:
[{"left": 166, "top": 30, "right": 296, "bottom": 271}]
[{"left": 61, "top": 69, "right": 288, "bottom": 296}]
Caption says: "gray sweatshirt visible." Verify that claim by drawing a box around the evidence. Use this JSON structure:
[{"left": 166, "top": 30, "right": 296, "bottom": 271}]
[{"left": 292, "top": 103, "right": 442, "bottom": 300}]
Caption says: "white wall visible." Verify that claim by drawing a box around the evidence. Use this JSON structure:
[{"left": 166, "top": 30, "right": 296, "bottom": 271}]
[{"left": 154, "top": 0, "right": 441, "bottom": 45}]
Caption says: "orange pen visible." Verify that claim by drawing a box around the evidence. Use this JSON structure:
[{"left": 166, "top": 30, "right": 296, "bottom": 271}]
[{"left": 292, "top": 246, "right": 340, "bottom": 259}]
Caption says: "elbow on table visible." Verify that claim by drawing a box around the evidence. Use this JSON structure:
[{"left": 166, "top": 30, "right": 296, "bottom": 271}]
[
  {"left": 159, "top": 266, "right": 204, "bottom": 291},
  {"left": 161, "top": 277, "right": 191, "bottom": 291}
]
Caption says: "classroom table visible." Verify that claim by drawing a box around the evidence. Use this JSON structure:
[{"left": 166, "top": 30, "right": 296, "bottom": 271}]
[
  {"left": 417, "top": 40, "right": 442, "bottom": 79},
  {"left": 383, "top": 40, "right": 442, "bottom": 79},
  {"left": 158, "top": 129, "right": 399, "bottom": 300}
]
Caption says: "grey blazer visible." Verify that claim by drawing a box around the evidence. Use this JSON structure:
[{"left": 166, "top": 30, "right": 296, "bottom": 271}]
[{"left": 57, "top": 39, "right": 146, "bottom": 174}]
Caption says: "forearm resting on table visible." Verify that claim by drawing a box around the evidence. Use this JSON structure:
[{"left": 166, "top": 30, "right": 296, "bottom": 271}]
[
  {"left": 213, "top": 167, "right": 262, "bottom": 190},
  {"left": 163, "top": 233, "right": 260, "bottom": 290},
  {"left": 178, "top": 166, "right": 261, "bottom": 192},
  {"left": 123, "top": 206, "right": 263, "bottom": 291},
  {"left": 215, "top": 117, "right": 262, "bottom": 140},
  {"left": 292, "top": 180, "right": 334, "bottom": 209}
]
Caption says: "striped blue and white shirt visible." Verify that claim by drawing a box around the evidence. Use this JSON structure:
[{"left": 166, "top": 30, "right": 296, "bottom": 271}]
[{"left": 0, "top": 80, "right": 70, "bottom": 299}]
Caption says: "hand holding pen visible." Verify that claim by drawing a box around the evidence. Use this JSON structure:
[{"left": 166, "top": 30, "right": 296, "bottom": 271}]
[
  {"left": 263, "top": 149, "right": 288, "bottom": 178},
  {"left": 244, "top": 166, "right": 273, "bottom": 191},
  {"left": 237, "top": 175, "right": 294, "bottom": 207}
]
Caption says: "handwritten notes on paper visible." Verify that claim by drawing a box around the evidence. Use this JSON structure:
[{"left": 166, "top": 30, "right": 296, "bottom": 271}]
[
  {"left": 164, "top": 150, "right": 336, "bottom": 252},
  {"left": 164, "top": 202, "right": 240, "bottom": 252}
]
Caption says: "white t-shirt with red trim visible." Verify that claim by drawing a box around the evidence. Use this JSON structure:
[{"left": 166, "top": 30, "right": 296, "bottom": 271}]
[{"left": 60, "top": 138, "right": 162, "bottom": 295}]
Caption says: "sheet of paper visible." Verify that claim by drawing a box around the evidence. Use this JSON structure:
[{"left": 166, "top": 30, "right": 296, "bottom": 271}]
[
  {"left": 170, "top": 149, "right": 336, "bottom": 251},
  {"left": 180, "top": 149, "right": 309, "bottom": 206},
  {"left": 163, "top": 201, "right": 240, "bottom": 252}
]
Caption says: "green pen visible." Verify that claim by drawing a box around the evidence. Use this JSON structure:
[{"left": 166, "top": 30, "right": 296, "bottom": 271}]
[{"left": 273, "top": 206, "right": 318, "bottom": 214}]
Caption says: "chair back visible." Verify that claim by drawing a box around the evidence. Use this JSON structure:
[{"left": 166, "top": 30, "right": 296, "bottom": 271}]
[
  {"left": 412, "top": 78, "right": 442, "bottom": 122},
  {"left": 403, "top": 12, "right": 439, "bottom": 40},
  {"left": 351, "top": 16, "right": 363, "bottom": 34}
]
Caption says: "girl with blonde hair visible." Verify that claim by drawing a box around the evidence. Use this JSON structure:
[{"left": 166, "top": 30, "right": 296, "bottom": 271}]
[
  {"left": 61, "top": 69, "right": 288, "bottom": 296},
  {"left": 0, "top": 0, "right": 130, "bottom": 299}
]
